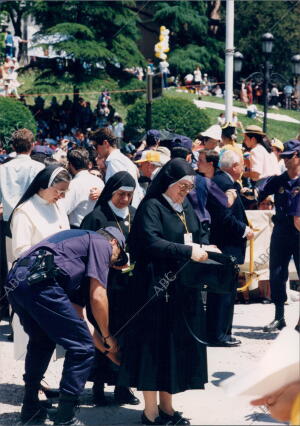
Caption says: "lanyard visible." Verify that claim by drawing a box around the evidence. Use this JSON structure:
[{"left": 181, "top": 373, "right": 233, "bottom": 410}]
[
  {"left": 111, "top": 211, "right": 131, "bottom": 234},
  {"left": 176, "top": 211, "right": 189, "bottom": 233}
]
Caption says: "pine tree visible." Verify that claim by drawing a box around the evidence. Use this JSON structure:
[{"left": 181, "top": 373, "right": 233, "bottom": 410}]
[
  {"left": 151, "top": 1, "right": 225, "bottom": 78},
  {"left": 30, "top": 0, "right": 145, "bottom": 81}
]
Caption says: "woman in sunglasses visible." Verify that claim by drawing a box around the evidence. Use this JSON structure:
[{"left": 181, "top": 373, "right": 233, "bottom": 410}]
[{"left": 9, "top": 164, "right": 71, "bottom": 260}]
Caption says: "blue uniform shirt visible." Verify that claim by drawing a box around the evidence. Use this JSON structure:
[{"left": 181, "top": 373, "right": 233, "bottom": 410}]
[
  {"left": 18, "top": 229, "right": 112, "bottom": 305},
  {"left": 258, "top": 171, "right": 300, "bottom": 227}
]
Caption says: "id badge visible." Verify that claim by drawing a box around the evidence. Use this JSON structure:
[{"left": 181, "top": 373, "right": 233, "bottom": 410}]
[{"left": 184, "top": 233, "right": 193, "bottom": 245}]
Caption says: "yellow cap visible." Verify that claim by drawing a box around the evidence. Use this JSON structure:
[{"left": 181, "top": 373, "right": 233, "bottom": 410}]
[{"left": 135, "top": 150, "right": 161, "bottom": 163}]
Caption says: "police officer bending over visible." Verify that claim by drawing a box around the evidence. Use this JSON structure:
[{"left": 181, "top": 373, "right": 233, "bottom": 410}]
[
  {"left": 256, "top": 140, "right": 300, "bottom": 332},
  {"left": 5, "top": 227, "right": 128, "bottom": 425}
]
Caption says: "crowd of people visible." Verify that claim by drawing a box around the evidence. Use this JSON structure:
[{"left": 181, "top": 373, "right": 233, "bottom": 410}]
[{"left": 0, "top": 119, "right": 299, "bottom": 425}]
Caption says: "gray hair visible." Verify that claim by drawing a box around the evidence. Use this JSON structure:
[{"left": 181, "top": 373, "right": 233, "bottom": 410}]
[{"left": 219, "top": 150, "right": 241, "bottom": 169}]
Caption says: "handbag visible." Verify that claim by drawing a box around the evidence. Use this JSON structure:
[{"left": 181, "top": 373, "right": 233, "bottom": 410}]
[{"left": 179, "top": 251, "right": 239, "bottom": 294}]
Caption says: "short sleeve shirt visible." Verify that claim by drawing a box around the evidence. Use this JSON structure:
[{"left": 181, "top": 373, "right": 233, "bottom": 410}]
[{"left": 19, "top": 229, "right": 112, "bottom": 305}]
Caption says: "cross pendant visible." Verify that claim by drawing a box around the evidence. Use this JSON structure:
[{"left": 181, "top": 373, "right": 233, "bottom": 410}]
[{"left": 165, "top": 292, "right": 170, "bottom": 303}]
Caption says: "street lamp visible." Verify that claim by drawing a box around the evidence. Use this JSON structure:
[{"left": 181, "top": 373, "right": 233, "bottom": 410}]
[
  {"left": 261, "top": 33, "right": 274, "bottom": 133},
  {"left": 291, "top": 54, "right": 300, "bottom": 76},
  {"left": 234, "top": 51, "right": 244, "bottom": 73},
  {"left": 261, "top": 33, "right": 274, "bottom": 54}
]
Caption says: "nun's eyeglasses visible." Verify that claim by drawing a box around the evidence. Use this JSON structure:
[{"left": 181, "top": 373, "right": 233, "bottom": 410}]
[
  {"left": 178, "top": 183, "right": 194, "bottom": 192},
  {"left": 54, "top": 188, "right": 69, "bottom": 196}
]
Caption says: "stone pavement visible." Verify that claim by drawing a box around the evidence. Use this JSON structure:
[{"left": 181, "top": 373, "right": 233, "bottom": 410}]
[
  {"left": 0, "top": 298, "right": 299, "bottom": 425},
  {"left": 193, "top": 99, "right": 300, "bottom": 125}
]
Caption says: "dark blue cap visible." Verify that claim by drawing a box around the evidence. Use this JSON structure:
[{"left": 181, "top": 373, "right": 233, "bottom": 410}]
[
  {"left": 32, "top": 145, "right": 53, "bottom": 156},
  {"left": 171, "top": 135, "right": 193, "bottom": 152},
  {"left": 103, "top": 226, "right": 128, "bottom": 266},
  {"left": 146, "top": 129, "right": 160, "bottom": 146},
  {"left": 281, "top": 139, "right": 300, "bottom": 157}
]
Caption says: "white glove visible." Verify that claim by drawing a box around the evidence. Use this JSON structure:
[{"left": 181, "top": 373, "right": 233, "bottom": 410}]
[{"left": 190, "top": 243, "right": 208, "bottom": 262}]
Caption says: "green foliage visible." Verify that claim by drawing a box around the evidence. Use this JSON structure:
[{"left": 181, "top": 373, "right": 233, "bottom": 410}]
[
  {"left": 119, "top": 78, "right": 146, "bottom": 105},
  {"left": 152, "top": 1, "right": 224, "bottom": 78},
  {"left": 0, "top": 98, "right": 36, "bottom": 149},
  {"left": 125, "top": 96, "right": 210, "bottom": 141},
  {"left": 235, "top": 1, "right": 300, "bottom": 78},
  {"left": 30, "top": 1, "right": 146, "bottom": 75}
]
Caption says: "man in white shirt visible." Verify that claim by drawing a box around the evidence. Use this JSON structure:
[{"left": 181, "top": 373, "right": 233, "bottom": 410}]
[
  {"left": 60, "top": 147, "right": 104, "bottom": 228},
  {"left": 0, "top": 128, "right": 44, "bottom": 267},
  {"left": 90, "top": 128, "right": 144, "bottom": 208}
]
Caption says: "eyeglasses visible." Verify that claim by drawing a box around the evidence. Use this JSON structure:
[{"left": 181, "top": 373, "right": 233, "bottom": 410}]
[
  {"left": 178, "top": 183, "right": 195, "bottom": 192},
  {"left": 54, "top": 188, "right": 69, "bottom": 196}
]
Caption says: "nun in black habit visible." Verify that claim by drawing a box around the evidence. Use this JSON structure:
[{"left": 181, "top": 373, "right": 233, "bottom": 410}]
[
  {"left": 80, "top": 171, "right": 140, "bottom": 406},
  {"left": 118, "top": 158, "right": 209, "bottom": 425}
]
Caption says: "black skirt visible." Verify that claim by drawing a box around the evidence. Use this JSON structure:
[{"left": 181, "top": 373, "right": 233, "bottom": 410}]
[{"left": 117, "top": 264, "right": 208, "bottom": 394}]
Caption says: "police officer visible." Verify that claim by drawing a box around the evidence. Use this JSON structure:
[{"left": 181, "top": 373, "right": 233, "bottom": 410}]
[
  {"left": 5, "top": 227, "right": 128, "bottom": 425},
  {"left": 257, "top": 140, "right": 300, "bottom": 332}
]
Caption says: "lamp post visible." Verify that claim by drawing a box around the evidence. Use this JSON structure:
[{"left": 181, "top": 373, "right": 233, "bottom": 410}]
[
  {"left": 291, "top": 54, "right": 300, "bottom": 110},
  {"left": 261, "top": 33, "right": 274, "bottom": 133},
  {"left": 234, "top": 51, "right": 243, "bottom": 73}
]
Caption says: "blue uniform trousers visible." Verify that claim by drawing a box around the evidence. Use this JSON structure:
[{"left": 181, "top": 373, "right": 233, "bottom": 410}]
[
  {"left": 269, "top": 224, "right": 300, "bottom": 305},
  {"left": 6, "top": 266, "right": 95, "bottom": 396}
]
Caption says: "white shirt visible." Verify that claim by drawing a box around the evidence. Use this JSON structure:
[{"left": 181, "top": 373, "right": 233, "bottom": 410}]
[
  {"left": 11, "top": 194, "right": 70, "bottom": 260},
  {"left": 159, "top": 61, "right": 169, "bottom": 73},
  {"left": 59, "top": 170, "right": 104, "bottom": 227},
  {"left": 113, "top": 122, "right": 124, "bottom": 138},
  {"left": 0, "top": 154, "right": 44, "bottom": 221},
  {"left": 194, "top": 69, "right": 202, "bottom": 82},
  {"left": 251, "top": 144, "right": 280, "bottom": 179},
  {"left": 105, "top": 149, "right": 144, "bottom": 208}
]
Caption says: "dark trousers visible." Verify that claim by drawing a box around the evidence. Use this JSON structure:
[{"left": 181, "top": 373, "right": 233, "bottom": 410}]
[
  {"left": 7, "top": 270, "right": 95, "bottom": 396},
  {"left": 269, "top": 225, "right": 300, "bottom": 306},
  {"left": 0, "top": 220, "right": 8, "bottom": 314},
  {"left": 206, "top": 290, "right": 236, "bottom": 342}
]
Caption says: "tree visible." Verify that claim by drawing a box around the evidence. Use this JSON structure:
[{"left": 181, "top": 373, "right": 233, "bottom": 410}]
[
  {"left": 0, "top": 1, "right": 33, "bottom": 61},
  {"left": 151, "top": 1, "right": 225, "bottom": 78},
  {"left": 235, "top": 1, "right": 300, "bottom": 79},
  {"left": 0, "top": 98, "right": 36, "bottom": 150},
  {"left": 30, "top": 1, "right": 146, "bottom": 81}
]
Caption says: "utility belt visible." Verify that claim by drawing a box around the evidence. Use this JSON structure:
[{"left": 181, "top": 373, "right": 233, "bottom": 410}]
[{"left": 16, "top": 249, "right": 62, "bottom": 286}]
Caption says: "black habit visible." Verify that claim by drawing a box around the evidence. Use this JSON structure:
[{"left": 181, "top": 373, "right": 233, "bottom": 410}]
[
  {"left": 80, "top": 171, "right": 136, "bottom": 386},
  {"left": 118, "top": 159, "right": 208, "bottom": 394}
]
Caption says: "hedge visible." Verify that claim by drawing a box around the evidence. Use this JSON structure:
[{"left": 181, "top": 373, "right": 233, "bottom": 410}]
[
  {"left": 125, "top": 96, "right": 210, "bottom": 142},
  {"left": 0, "top": 97, "right": 37, "bottom": 150}
]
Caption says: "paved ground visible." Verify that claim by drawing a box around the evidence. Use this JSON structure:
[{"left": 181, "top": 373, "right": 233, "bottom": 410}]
[
  {"left": 192, "top": 99, "right": 300, "bottom": 124},
  {"left": 0, "top": 296, "right": 299, "bottom": 425}
]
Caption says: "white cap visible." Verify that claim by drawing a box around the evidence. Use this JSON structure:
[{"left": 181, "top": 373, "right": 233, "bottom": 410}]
[{"left": 201, "top": 125, "right": 222, "bottom": 141}]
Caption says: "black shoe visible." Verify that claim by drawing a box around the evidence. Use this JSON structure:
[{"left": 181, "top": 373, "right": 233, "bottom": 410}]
[
  {"left": 158, "top": 408, "right": 190, "bottom": 425},
  {"left": 295, "top": 324, "right": 300, "bottom": 333},
  {"left": 92, "top": 384, "right": 108, "bottom": 406},
  {"left": 50, "top": 393, "right": 83, "bottom": 425},
  {"left": 114, "top": 386, "right": 140, "bottom": 405},
  {"left": 141, "top": 411, "right": 163, "bottom": 425},
  {"left": 40, "top": 384, "right": 60, "bottom": 399},
  {"left": 263, "top": 318, "right": 286, "bottom": 332},
  {"left": 261, "top": 298, "right": 272, "bottom": 304},
  {"left": 20, "top": 400, "right": 47, "bottom": 424},
  {"left": 208, "top": 337, "right": 241, "bottom": 347}
]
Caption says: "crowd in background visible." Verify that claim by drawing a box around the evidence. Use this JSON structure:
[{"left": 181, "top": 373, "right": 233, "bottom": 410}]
[{"left": 0, "top": 116, "right": 299, "bottom": 425}]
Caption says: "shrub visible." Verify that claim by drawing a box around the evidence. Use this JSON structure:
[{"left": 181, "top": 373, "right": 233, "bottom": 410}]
[
  {"left": 119, "top": 78, "right": 146, "bottom": 105},
  {"left": 125, "top": 96, "right": 210, "bottom": 141},
  {"left": 0, "top": 97, "right": 37, "bottom": 150}
]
